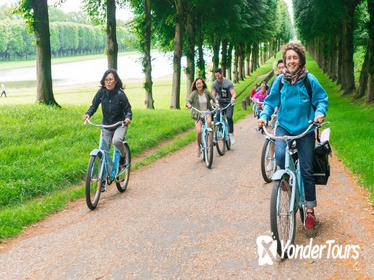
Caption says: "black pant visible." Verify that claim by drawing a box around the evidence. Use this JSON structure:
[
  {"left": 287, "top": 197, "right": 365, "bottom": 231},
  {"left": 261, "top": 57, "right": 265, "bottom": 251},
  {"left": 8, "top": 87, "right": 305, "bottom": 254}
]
[{"left": 220, "top": 103, "right": 234, "bottom": 133}]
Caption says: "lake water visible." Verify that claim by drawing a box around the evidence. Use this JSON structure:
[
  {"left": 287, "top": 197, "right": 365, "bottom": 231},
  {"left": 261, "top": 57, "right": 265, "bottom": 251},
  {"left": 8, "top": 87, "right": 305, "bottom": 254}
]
[{"left": 0, "top": 51, "right": 191, "bottom": 87}]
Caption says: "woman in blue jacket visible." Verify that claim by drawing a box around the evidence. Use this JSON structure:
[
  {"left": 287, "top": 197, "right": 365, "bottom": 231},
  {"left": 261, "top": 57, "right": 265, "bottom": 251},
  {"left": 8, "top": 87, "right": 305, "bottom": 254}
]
[{"left": 257, "top": 42, "right": 328, "bottom": 229}]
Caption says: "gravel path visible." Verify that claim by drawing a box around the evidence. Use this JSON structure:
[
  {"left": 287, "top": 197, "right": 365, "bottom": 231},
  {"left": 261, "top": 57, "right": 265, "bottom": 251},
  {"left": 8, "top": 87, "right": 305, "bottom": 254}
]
[{"left": 1, "top": 115, "right": 373, "bottom": 279}]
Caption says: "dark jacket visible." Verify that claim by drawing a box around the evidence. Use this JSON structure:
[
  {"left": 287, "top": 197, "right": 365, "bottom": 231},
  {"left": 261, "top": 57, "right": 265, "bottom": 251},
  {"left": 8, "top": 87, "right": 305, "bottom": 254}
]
[{"left": 86, "top": 87, "right": 132, "bottom": 128}]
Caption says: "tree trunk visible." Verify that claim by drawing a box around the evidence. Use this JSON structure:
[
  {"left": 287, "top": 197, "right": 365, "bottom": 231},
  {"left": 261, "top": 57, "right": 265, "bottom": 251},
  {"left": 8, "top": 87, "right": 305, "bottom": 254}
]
[
  {"left": 367, "top": 0, "right": 374, "bottom": 103},
  {"left": 211, "top": 35, "right": 220, "bottom": 80},
  {"left": 185, "top": 9, "right": 195, "bottom": 96},
  {"left": 227, "top": 43, "right": 233, "bottom": 80},
  {"left": 233, "top": 45, "right": 239, "bottom": 83},
  {"left": 337, "top": 35, "right": 343, "bottom": 86},
  {"left": 196, "top": 15, "right": 205, "bottom": 79},
  {"left": 239, "top": 44, "right": 245, "bottom": 80},
  {"left": 106, "top": 0, "right": 118, "bottom": 69},
  {"left": 355, "top": 47, "right": 368, "bottom": 99},
  {"left": 246, "top": 42, "right": 251, "bottom": 76},
  {"left": 170, "top": 0, "right": 184, "bottom": 109},
  {"left": 31, "top": 0, "right": 59, "bottom": 106},
  {"left": 329, "top": 33, "right": 337, "bottom": 81},
  {"left": 341, "top": 2, "right": 356, "bottom": 94},
  {"left": 143, "top": 0, "right": 154, "bottom": 109},
  {"left": 221, "top": 39, "right": 228, "bottom": 77}
]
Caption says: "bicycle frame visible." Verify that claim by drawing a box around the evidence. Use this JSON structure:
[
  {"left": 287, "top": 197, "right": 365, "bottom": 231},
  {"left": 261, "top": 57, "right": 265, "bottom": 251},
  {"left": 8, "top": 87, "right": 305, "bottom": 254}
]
[
  {"left": 85, "top": 119, "right": 128, "bottom": 184},
  {"left": 272, "top": 142, "right": 305, "bottom": 216},
  {"left": 213, "top": 103, "right": 233, "bottom": 142}
]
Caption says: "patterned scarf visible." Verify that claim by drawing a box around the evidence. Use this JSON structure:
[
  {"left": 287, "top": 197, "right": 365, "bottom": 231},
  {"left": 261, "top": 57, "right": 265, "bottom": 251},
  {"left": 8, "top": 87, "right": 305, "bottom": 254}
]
[{"left": 282, "top": 66, "right": 307, "bottom": 85}]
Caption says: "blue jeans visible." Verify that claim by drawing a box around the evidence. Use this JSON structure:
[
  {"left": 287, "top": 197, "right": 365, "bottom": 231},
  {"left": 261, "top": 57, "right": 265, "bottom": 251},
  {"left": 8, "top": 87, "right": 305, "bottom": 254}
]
[{"left": 275, "top": 126, "right": 316, "bottom": 208}]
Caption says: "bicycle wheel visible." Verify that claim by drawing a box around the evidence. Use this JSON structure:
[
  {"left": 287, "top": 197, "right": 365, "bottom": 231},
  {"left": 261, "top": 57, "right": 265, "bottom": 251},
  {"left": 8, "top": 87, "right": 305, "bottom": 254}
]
[
  {"left": 215, "top": 124, "right": 226, "bottom": 156},
  {"left": 204, "top": 131, "right": 214, "bottom": 168},
  {"left": 85, "top": 154, "right": 103, "bottom": 210},
  {"left": 223, "top": 117, "right": 231, "bottom": 150},
  {"left": 116, "top": 143, "right": 131, "bottom": 192},
  {"left": 261, "top": 139, "right": 276, "bottom": 183},
  {"left": 270, "top": 174, "right": 296, "bottom": 258}
]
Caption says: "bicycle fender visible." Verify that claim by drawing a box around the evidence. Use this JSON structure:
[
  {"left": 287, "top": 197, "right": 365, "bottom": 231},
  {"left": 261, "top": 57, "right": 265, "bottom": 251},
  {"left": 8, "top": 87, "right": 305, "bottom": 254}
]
[
  {"left": 90, "top": 149, "right": 103, "bottom": 157},
  {"left": 271, "top": 170, "right": 288, "bottom": 181},
  {"left": 206, "top": 127, "right": 213, "bottom": 132}
]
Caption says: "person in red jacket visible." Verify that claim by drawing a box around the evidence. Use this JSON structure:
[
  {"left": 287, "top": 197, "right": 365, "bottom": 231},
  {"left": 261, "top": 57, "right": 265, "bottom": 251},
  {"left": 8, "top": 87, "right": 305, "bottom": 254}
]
[{"left": 250, "top": 84, "right": 259, "bottom": 98}]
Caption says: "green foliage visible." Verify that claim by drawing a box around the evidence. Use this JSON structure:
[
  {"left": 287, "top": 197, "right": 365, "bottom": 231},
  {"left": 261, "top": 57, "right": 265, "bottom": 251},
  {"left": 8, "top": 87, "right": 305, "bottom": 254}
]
[
  {"left": 306, "top": 54, "right": 374, "bottom": 201},
  {"left": 0, "top": 20, "right": 135, "bottom": 60}
]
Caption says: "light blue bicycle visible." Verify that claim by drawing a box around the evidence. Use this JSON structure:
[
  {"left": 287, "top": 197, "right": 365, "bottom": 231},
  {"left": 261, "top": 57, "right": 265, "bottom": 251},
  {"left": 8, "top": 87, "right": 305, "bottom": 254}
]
[
  {"left": 190, "top": 107, "right": 216, "bottom": 168},
  {"left": 213, "top": 103, "right": 234, "bottom": 156},
  {"left": 260, "top": 121, "right": 329, "bottom": 258},
  {"left": 84, "top": 119, "right": 131, "bottom": 210}
]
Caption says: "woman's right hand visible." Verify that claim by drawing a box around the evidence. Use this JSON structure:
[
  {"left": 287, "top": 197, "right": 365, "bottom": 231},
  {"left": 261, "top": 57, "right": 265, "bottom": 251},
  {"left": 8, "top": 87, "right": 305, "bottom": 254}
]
[
  {"left": 83, "top": 114, "right": 90, "bottom": 120},
  {"left": 186, "top": 103, "right": 192, "bottom": 109},
  {"left": 257, "top": 118, "right": 267, "bottom": 128}
]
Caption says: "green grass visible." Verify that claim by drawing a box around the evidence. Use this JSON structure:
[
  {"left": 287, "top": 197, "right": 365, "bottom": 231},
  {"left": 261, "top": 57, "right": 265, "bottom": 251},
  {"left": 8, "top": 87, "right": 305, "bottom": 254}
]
[
  {"left": 306, "top": 53, "right": 374, "bottom": 202},
  {"left": 0, "top": 58, "right": 276, "bottom": 240}
]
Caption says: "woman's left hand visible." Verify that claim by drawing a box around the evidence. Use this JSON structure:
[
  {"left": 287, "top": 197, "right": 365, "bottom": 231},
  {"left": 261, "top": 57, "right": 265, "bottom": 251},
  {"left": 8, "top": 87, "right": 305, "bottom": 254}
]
[
  {"left": 314, "top": 114, "right": 325, "bottom": 124},
  {"left": 125, "top": 118, "right": 131, "bottom": 125}
]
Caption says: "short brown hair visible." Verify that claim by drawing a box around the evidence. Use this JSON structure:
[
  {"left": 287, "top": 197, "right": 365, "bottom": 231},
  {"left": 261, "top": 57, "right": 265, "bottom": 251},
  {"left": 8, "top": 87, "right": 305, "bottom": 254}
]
[{"left": 282, "top": 42, "right": 306, "bottom": 67}]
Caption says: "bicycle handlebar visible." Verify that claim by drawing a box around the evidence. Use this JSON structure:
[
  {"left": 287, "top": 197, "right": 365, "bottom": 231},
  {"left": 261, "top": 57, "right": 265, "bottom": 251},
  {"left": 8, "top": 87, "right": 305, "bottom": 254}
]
[
  {"left": 212, "top": 102, "right": 235, "bottom": 110},
  {"left": 189, "top": 107, "right": 217, "bottom": 116},
  {"left": 83, "top": 118, "right": 126, "bottom": 128},
  {"left": 259, "top": 121, "right": 330, "bottom": 141}
]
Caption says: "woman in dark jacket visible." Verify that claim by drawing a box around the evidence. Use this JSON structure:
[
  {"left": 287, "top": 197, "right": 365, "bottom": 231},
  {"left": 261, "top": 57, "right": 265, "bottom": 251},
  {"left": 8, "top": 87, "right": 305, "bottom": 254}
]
[{"left": 83, "top": 69, "right": 132, "bottom": 166}]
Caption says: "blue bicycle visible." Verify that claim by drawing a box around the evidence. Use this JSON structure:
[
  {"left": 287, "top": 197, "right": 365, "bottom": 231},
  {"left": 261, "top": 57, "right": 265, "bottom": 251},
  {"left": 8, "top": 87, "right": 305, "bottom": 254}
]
[
  {"left": 190, "top": 107, "right": 216, "bottom": 168},
  {"left": 213, "top": 103, "right": 234, "bottom": 156},
  {"left": 84, "top": 119, "right": 131, "bottom": 210},
  {"left": 260, "top": 121, "right": 329, "bottom": 258},
  {"left": 260, "top": 113, "right": 278, "bottom": 183}
]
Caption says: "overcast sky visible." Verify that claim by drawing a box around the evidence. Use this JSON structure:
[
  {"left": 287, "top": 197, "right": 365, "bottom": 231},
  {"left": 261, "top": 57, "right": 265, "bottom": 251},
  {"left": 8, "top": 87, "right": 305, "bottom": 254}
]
[
  {"left": 2, "top": 0, "right": 294, "bottom": 27},
  {"left": 1, "top": 0, "right": 134, "bottom": 22}
]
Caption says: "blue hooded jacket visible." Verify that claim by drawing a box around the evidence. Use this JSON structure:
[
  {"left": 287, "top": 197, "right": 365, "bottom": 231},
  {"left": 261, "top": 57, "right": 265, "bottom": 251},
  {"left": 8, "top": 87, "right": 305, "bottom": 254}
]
[{"left": 260, "top": 73, "right": 328, "bottom": 135}]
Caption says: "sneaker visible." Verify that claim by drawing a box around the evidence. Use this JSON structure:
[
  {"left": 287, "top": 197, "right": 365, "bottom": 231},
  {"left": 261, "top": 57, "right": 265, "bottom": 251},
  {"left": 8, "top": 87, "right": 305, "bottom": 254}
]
[
  {"left": 305, "top": 208, "right": 316, "bottom": 229},
  {"left": 229, "top": 133, "right": 236, "bottom": 144},
  {"left": 266, "top": 160, "right": 275, "bottom": 172},
  {"left": 196, "top": 147, "right": 201, "bottom": 157},
  {"left": 100, "top": 181, "right": 107, "bottom": 192}
]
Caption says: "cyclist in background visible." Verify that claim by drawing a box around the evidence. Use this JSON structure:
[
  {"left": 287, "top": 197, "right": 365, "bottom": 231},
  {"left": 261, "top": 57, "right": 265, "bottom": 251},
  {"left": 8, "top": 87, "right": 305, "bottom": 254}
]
[
  {"left": 186, "top": 77, "right": 216, "bottom": 157},
  {"left": 268, "top": 59, "right": 285, "bottom": 93},
  {"left": 257, "top": 42, "right": 328, "bottom": 229},
  {"left": 252, "top": 82, "right": 267, "bottom": 118},
  {"left": 212, "top": 68, "right": 237, "bottom": 144},
  {"left": 83, "top": 69, "right": 132, "bottom": 167},
  {"left": 250, "top": 84, "right": 259, "bottom": 99}
]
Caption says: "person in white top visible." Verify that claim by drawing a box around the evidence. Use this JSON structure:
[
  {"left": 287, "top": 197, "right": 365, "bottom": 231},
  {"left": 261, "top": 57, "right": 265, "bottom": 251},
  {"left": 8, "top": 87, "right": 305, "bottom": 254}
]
[
  {"left": 186, "top": 78, "right": 216, "bottom": 157},
  {"left": 1, "top": 83, "right": 6, "bottom": 97}
]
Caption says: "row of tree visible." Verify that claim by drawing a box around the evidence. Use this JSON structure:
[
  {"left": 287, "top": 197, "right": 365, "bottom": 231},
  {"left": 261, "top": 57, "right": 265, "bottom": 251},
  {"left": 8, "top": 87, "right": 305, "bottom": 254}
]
[
  {"left": 293, "top": 0, "right": 374, "bottom": 103},
  {"left": 0, "top": 20, "right": 135, "bottom": 60},
  {"left": 11, "top": 0, "right": 292, "bottom": 108},
  {"left": 129, "top": 0, "right": 293, "bottom": 109}
]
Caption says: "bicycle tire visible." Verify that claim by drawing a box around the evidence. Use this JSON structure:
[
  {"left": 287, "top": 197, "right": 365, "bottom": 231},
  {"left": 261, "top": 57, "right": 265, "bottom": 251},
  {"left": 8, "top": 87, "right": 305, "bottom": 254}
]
[
  {"left": 205, "top": 131, "right": 214, "bottom": 168},
  {"left": 116, "top": 143, "right": 131, "bottom": 193},
  {"left": 85, "top": 154, "right": 103, "bottom": 210},
  {"left": 215, "top": 124, "right": 226, "bottom": 156},
  {"left": 223, "top": 116, "right": 231, "bottom": 150},
  {"left": 226, "top": 133, "right": 231, "bottom": 150},
  {"left": 261, "top": 139, "right": 276, "bottom": 183},
  {"left": 270, "top": 174, "right": 296, "bottom": 258}
]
